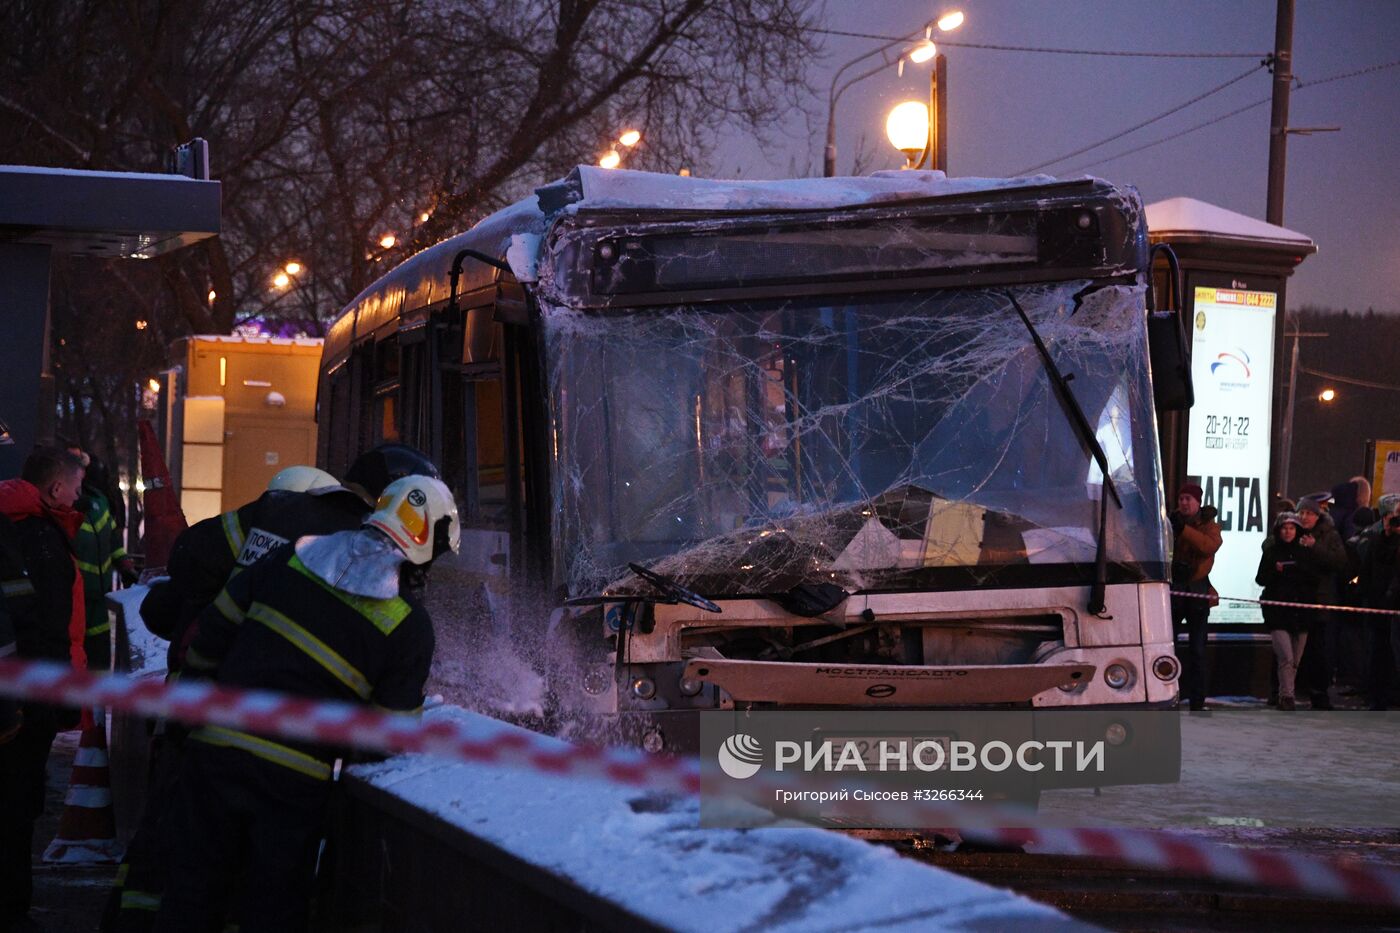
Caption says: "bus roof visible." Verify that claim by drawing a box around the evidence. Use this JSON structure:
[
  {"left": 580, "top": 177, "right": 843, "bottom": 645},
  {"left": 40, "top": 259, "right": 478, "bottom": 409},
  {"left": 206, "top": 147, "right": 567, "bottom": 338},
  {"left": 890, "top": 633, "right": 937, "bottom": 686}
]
[{"left": 324, "top": 166, "right": 1084, "bottom": 364}]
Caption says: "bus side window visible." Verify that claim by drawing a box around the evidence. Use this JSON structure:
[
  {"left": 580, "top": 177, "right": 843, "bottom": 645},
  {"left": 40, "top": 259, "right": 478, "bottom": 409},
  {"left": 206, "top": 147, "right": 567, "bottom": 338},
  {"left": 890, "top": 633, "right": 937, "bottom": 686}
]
[
  {"left": 438, "top": 370, "right": 509, "bottom": 528},
  {"left": 348, "top": 342, "right": 375, "bottom": 457},
  {"left": 372, "top": 334, "right": 401, "bottom": 443},
  {"left": 399, "top": 337, "right": 430, "bottom": 450},
  {"left": 473, "top": 378, "right": 508, "bottom": 522},
  {"left": 325, "top": 367, "right": 354, "bottom": 478}
]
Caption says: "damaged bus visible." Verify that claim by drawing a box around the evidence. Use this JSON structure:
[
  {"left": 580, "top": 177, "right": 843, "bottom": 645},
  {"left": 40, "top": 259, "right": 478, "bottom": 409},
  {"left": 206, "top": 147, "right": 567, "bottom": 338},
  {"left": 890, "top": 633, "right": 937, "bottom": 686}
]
[{"left": 318, "top": 168, "right": 1192, "bottom": 753}]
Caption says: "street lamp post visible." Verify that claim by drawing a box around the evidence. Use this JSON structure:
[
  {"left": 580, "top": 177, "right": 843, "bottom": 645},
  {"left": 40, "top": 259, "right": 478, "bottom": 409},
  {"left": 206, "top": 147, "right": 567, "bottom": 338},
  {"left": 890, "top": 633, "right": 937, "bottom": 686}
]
[
  {"left": 884, "top": 53, "right": 948, "bottom": 172},
  {"left": 824, "top": 12, "right": 964, "bottom": 178},
  {"left": 824, "top": 44, "right": 915, "bottom": 177},
  {"left": 929, "top": 52, "right": 948, "bottom": 172},
  {"left": 1277, "top": 329, "right": 1327, "bottom": 499}
]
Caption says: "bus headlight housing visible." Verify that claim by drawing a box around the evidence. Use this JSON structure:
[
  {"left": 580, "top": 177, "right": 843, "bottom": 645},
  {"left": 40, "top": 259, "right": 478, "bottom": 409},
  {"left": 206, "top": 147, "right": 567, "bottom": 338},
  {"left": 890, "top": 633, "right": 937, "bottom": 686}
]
[
  {"left": 1151, "top": 655, "right": 1180, "bottom": 682},
  {"left": 1104, "top": 662, "right": 1135, "bottom": 690}
]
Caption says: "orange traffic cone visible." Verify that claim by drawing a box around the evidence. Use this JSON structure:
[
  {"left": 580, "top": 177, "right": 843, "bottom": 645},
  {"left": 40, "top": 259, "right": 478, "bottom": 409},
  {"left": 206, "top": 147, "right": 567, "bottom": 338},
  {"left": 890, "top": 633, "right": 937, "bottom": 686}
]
[{"left": 43, "top": 709, "right": 124, "bottom": 863}]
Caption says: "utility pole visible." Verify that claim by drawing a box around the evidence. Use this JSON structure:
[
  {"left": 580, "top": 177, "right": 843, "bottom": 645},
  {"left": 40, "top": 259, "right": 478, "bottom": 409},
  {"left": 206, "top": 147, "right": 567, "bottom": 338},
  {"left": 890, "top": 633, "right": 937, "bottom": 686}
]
[
  {"left": 1265, "top": 0, "right": 1294, "bottom": 226},
  {"left": 933, "top": 53, "right": 948, "bottom": 173},
  {"left": 1277, "top": 329, "right": 1327, "bottom": 500}
]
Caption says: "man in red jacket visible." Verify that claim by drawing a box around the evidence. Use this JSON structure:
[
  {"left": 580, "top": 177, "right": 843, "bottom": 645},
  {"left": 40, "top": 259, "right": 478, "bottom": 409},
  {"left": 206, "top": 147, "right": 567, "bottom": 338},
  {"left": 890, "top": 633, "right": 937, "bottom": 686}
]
[{"left": 0, "top": 446, "right": 88, "bottom": 931}]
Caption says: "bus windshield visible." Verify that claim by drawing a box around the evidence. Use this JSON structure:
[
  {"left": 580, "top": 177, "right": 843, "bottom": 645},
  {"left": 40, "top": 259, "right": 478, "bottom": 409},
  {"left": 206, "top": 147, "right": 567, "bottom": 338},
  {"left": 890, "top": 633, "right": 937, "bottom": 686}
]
[{"left": 543, "top": 278, "right": 1168, "bottom": 599}]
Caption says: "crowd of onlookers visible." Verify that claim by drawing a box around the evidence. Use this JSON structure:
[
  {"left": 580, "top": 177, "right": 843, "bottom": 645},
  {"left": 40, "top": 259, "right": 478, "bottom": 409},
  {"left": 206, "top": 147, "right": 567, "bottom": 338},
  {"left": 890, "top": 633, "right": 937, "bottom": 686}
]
[{"left": 1170, "top": 475, "right": 1400, "bottom": 711}]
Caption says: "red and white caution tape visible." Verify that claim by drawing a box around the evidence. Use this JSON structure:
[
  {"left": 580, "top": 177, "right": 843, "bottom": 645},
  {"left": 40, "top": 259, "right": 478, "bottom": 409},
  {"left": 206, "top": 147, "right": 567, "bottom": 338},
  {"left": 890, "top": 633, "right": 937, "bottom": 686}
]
[
  {"left": 3, "top": 657, "right": 1399, "bottom": 908},
  {"left": 1170, "top": 590, "right": 1400, "bottom": 616},
  {"left": 0, "top": 658, "right": 700, "bottom": 795},
  {"left": 970, "top": 824, "right": 1400, "bottom": 906}
]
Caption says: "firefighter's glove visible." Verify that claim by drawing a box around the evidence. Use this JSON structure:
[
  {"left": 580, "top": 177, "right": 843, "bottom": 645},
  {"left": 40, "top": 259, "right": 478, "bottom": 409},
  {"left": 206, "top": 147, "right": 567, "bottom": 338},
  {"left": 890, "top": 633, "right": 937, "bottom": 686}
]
[{"left": 118, "top": 558, "right": 140, "bottom": 587}]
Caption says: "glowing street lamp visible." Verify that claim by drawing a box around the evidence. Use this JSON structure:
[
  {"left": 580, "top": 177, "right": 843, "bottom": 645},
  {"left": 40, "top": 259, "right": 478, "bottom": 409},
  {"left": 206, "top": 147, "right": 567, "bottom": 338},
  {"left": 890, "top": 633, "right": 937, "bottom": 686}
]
[
  {"left": 599, "top": 129, "right": 641, "bottom": 169},
  {"left": 1318, "top": 388, "right": 1337, "bottom": 402},
  {"left": 887, "top": 9, "right": 962, "bottom": 172},
  {"left": 284, "top": 260, "right": 302, "bottom": 276},
  {"left": 272, "top": 271, "right": 290, "bottom": 289},
  {"left": 886, "top": 101, "right": 931, "bottom": 166},
  {"left": 909, "top": 41, "right": 937, "bottom": 64},
  {"left": 825, "top": 11, "right": 963, "bottom": 177}
]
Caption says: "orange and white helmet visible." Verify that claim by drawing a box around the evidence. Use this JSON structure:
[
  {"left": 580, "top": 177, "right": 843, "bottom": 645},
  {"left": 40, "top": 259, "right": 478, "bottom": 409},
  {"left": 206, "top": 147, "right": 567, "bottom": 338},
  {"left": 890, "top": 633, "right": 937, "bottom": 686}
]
[
  {"left": 365, "top": 475, "right": 460, "bottom": 565},
  {"left": 267, "top": 465, "right": 339, "bottom": 493}
]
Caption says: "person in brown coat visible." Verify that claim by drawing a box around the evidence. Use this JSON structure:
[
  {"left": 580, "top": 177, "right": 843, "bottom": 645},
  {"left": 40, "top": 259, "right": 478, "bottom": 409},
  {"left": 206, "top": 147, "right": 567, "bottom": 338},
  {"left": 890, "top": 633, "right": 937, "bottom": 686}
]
[{"left": 1170, "top": 483, "right": 1222, "bottom": 710}]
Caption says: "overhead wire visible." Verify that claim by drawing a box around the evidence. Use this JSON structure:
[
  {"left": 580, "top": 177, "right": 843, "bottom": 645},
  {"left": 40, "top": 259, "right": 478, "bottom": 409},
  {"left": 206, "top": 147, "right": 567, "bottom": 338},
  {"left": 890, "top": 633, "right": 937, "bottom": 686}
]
[
  {"left": 806, "top": 16, "right": 1400, "bottom": 178},
  {"left": 1064, "top": 57, "right": 1400, "bottom": 173},
  {"left": 1294, "top": 56, "right": 1400, "bottom": 89},
  {"left": 804, "top": 25, "right": 1267, "bottom": 59},
  {"left": 1013, "top": 62, "right": 1268, "bottom": 174},
  {"left": 1299, "top": 366, "right": 1400, "bottom": 393},
  {"left": 1065, "top": 97, "right": 1271, "bottom": 174}
]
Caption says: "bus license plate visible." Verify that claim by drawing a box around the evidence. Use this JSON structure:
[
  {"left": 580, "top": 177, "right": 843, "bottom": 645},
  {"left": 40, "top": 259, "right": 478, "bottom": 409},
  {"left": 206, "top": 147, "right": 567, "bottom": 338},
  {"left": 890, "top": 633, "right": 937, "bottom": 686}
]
[{"left": 826, "top": 736, "right": 950, "bottom": 771}]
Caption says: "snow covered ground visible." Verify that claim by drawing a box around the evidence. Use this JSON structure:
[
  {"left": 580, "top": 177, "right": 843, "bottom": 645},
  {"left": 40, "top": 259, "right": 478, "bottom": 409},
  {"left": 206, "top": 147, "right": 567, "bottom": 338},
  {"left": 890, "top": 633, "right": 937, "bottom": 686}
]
[{"left": 352, "top": 706, "right": 1087, "bottom": 932}]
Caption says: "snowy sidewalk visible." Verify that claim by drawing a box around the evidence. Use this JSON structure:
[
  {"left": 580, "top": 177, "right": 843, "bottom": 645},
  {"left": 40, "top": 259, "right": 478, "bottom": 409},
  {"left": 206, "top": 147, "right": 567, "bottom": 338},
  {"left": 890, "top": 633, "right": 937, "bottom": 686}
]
[{"left": 345, "top": 706, "right": 1089, "bottom": 932}]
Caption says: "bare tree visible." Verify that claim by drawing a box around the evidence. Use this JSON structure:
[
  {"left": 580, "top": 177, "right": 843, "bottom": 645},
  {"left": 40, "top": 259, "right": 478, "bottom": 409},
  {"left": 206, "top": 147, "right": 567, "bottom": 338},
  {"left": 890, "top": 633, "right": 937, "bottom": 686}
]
[{"left": 1, "top": 0, "right": 820, "bottom": 486}]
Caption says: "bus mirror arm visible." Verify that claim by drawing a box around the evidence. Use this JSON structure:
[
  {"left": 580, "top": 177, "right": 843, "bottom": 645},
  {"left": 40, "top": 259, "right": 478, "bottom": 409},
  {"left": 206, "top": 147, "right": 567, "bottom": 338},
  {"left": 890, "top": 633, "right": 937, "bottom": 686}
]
[{"left": 447, "top": 248, "right": 513, "bottom": 318}]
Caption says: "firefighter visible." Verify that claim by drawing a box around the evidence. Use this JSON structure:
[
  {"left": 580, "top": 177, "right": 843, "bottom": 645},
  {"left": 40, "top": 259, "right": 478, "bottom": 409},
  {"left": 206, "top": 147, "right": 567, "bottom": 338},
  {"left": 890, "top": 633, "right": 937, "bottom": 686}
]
[
  {"left": 106, "top": 445, "right": 438, "bottom": 931},
  {"left": 265, "top": 465, "right": 338, "bottom": 493},
  {"left": 65, "top": 446, "right": 135, "bottom": 672},
  {"left": 142, "top": 443, "right": 439, "bottom": 672},
  {"left": 153, "top": 475, "right": 457, "bottom": 932}
]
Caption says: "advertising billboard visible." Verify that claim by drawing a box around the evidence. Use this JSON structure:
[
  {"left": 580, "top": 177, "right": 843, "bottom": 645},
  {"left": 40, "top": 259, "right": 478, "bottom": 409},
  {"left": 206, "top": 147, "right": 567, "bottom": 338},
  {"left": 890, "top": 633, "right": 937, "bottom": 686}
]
[
  {"left": 1370, "top": 440, "right": 1400, "bottom": 506},
  {"left": 1184, "top": 287, "right": 1277, "bottom": 624}
]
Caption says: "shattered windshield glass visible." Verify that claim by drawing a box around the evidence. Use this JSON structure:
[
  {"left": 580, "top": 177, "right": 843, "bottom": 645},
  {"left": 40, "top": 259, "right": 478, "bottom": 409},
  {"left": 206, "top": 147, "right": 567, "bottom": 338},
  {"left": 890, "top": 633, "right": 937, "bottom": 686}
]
[{"left": 542, "top": 280, "right": 1167, "bottom": 599}]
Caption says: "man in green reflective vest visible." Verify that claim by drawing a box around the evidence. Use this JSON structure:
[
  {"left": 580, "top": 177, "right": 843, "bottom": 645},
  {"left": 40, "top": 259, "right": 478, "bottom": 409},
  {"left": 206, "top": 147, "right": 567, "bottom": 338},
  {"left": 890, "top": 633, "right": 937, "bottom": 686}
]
[{"left": 153, "top": 475, "right": 459, "bottom": 932}]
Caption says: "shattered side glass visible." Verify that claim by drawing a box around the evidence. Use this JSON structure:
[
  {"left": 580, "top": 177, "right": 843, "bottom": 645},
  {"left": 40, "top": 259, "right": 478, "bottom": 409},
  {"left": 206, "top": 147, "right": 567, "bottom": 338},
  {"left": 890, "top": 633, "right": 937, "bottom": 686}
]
[{"left": 542, "top": 280, "right": 1166, "bottom": 599}]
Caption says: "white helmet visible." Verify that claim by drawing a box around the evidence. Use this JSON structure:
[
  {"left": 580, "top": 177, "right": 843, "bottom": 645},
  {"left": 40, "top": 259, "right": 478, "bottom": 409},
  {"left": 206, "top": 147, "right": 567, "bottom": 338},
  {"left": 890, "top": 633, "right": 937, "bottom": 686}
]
[
  {"left": 365, "top": 475, "right": 460, "bottom": 565},
  {"left": 267, "top": 465, "right": 340, "bottom": 493}
]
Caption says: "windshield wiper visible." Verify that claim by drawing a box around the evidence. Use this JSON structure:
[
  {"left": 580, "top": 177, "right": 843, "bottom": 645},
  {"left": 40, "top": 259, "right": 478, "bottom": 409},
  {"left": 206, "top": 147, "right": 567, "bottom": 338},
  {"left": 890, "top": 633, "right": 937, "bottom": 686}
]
[
  {"left": 1005, "top": 291, "right": 1121, "bottom": 616},
  {"left": 627, "top": 562, "right": 723, "bottom": 614}
]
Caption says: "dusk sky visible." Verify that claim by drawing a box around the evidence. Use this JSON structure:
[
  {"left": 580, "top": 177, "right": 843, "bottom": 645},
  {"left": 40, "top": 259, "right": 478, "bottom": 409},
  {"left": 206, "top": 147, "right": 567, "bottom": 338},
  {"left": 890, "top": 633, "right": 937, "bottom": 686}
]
[{"left": 722, "top": 0, "right": 1400, "bottom": 314}]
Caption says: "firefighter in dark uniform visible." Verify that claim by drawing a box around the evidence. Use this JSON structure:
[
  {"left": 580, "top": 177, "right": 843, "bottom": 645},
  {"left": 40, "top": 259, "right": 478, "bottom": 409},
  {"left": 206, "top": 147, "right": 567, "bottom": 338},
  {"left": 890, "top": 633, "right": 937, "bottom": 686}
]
[
  {"left": 66, "top": 448, "right": 135, "bottom": 672},
  {"left": 107, "top": 444, "right": 438, "bottom": 931},
  {"left": 145, "top": 444, "right": 440, "bottom": 668},
  {"left": 153, "top": 475, "right": 458, "bottom": 932}
]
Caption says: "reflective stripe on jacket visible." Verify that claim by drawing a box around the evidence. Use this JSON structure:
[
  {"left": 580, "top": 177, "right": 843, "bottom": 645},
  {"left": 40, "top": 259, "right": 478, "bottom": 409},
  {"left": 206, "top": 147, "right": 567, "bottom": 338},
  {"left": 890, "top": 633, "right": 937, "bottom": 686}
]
[{"left": 184, "top": 540, "right": 432, "bottom": 778}]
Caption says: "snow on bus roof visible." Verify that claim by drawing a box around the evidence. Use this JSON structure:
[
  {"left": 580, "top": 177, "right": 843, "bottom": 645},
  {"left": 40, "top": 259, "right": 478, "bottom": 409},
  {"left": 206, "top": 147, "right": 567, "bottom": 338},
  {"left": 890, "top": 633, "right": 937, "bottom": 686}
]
[
  {"left": 564, "top": 165, "right": 1064, "bottom": 214},
  {"left": 325, "top": 167, "right": 1091, "bottom": 361}
]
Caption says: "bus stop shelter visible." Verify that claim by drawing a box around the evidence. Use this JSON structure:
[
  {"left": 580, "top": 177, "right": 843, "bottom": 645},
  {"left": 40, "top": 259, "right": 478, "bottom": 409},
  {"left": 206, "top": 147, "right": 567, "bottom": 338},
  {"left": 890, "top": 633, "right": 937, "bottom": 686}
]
[
  {"left": 1146, "top": 196, "right": 1316, "bottom": 694},
  {"left": 0, "top": 163, "right": 220, "bottom": 478}
]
